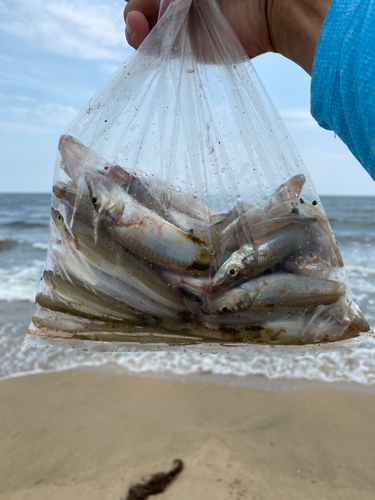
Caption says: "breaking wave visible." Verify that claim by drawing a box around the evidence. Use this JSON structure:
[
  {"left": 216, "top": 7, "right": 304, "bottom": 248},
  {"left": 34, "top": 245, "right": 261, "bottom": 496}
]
[
  {"left": 0, "top": 261, "right": 44, "bottom": 301},
  {"left": 1, "top": 327, "right": 375, "bottom": 385},
  {"left": 0, "top": 237, "right": 48, "bottom": 253},
  {"left": 3, "top": 221, "right": 48, "bottom": 229}
]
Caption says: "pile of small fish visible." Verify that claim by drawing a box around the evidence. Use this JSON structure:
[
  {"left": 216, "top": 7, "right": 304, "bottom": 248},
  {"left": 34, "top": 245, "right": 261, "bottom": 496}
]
[{"left": 31, "top": 135, "right": 370, "bottom": 345}]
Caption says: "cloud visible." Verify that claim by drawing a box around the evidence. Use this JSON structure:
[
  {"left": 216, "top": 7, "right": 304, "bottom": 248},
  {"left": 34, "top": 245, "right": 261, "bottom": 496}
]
[
  {"left": 0, "top": 71, "right": 67, "bottom": 96},
  {"left": 9, "top": 106, "right": 30, "bottom": 115},
  {"left": 34, "top": 103, "right": 78, "bottom": 127},
  {"left": 0, "top": 121, "right": 53, "bottom": 134},
  {"left": 0, "top": 93, "right": 39, "bottom": 103},
  {"left": 280, "top": 108, "right": 319, "bottom": 131},
  {"left": 0, "top": 102, "right": 78, "bottom": 133},
  {"left": 0, "top": 0, "right": 129, "bottom": 61}
]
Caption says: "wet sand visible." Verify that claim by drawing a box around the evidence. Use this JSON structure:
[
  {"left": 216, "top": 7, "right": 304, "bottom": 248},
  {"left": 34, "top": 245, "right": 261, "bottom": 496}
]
[{"left": 1, "top": 370, "right": 375, "bottom": 499}]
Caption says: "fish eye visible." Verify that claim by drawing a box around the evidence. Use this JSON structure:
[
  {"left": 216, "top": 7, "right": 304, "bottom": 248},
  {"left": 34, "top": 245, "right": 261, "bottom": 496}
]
[
  {"left": 227, "top": 267, "right": 239, "bottom": 279},
  {"left": 57, "top": 215, "right": 62, "bottom": 221},
  {"left": 92, "top": 196, "right": 98, "bottom": 204},
  {"left": 221, "top": 306, "right": 231, "bottom": 314}
]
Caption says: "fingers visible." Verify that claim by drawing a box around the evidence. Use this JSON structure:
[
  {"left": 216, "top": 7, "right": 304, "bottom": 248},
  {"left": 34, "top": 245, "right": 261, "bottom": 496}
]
[
  {"left": 124, "top": 0, "right": 160, "bottom": 49},
  {"left": 125, "top": 11, "right": 150, "bottom": 49}
]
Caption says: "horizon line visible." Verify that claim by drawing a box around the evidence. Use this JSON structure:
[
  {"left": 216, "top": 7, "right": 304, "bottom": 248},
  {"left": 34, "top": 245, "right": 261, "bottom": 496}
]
[{"left": 1, "top": 191, "right": 375, "bottom": 198}]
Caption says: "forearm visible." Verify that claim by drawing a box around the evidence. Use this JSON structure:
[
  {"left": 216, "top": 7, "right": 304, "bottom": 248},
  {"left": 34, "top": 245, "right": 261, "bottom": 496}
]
[{"left": 267, "top": 0, "right": 332, "bottom": 74}]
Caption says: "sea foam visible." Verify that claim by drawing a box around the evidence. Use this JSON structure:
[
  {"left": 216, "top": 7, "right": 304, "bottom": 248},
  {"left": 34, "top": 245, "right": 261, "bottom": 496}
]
[
  {"left": 0, "top": 261, "right": 44, "bottom": 301},
  {"left": 1, "top": 317, "right": 375, "bottom": 385}
]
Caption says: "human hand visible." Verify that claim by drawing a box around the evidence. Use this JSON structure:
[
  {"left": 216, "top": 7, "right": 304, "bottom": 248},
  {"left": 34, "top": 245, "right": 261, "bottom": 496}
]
[
  {"left": 123, "top": 0, "right": 331, "bottom": 75},
  {"left": 124, "top": 0, "right": 275, "bottom": 59}
]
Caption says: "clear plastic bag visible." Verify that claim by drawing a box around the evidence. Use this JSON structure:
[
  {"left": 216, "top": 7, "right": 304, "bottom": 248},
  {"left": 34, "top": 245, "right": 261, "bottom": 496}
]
[{"left": 25, "top": 0, "right": 371, "bottom": 349}]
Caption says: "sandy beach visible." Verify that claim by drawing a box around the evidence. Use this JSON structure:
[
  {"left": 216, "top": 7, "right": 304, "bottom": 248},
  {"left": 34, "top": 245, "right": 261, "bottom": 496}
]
[{"left": 1, "top": 371, "right": 375, "bottom": 500}]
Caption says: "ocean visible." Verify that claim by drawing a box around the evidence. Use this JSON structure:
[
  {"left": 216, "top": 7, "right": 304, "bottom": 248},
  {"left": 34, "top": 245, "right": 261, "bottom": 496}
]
[{"left": 1, "top": 193, "right": 375, "bottom": 384}]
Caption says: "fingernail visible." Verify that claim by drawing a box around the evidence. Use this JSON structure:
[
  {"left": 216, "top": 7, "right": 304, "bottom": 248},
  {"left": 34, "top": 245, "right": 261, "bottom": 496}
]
[{"left": 125, "top": 14, "right": 133, "bottom": 38}]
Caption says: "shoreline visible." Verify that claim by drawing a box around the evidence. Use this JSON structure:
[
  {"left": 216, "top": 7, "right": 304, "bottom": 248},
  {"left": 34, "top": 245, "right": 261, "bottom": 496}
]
[
  {"left": 2, "top": 363, "right": 375, "bottom": 394},
  {"left": 1, "top": 370, "right": 375, "bottom": 499},
  {"left": 2, "top": 300, "right": 375, "bottom": 387}
]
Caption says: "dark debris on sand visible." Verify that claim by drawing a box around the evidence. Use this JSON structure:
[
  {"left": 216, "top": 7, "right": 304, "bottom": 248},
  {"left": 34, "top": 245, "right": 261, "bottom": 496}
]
[{"left": 124, "top": 459, "right": 184, "bottom": 500}]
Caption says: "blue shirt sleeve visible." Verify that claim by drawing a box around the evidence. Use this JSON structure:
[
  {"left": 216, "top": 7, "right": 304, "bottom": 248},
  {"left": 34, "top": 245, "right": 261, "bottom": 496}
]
[{"left": 311, "top": 0, "right": 375, "bottom": 179}]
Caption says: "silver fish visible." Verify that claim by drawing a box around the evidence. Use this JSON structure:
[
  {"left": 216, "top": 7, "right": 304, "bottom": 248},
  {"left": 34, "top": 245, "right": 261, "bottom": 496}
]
[
  {"left": 53, "top": 181, "right": 78, "bottom": 208},
  {"left": 247, "top": 213, "right": 317, "bottom": 238},
  {"left": 297, "top": 201, "right": 344, "bottom": 267},
  {"left": 37, "top": 282, "right": 138, "bottom": 323},
  {"left": 202, "top": 173, "right": 306, "bottom": 252},
  {"left": 159, "top": 270, "right": 212, "bottom": 304},
  {"left": 40, "top": 270, "right": 139, "bottom": 321},
  {"left": 58, "top": 135, "right": 109, "bottom": 184},
  {"left": 251, "top": 277, "right": 344, "bottom": 309},
  {"left": 346, "top": 301, "right": 370, "bottom": 332},
  {"left": 200, "top": 204, "right": 313, "bottom": 254},
  {"left": 100, "top": 164, "right": 215, "bottom": 224},
  {"left": 52, "top": 181, "right": 94, "bottom": 226},
  {"left": 60, "top": 136, "right": 215, "bottom": 222},
  {"left": 266, "top": 174, "right": 306, "bottom": 208},
  {"left": 30, "top": 307, "right": 150, "bottom": 339},
  {"left": 206, "top": 275, "right": 344, "bottom": 314},
  {"left": 301, "top": 299, "right": 369, "bottom": 343},
  {"left": 122, "top": 168, "right": 215, "bottom": 223},
  {"left": 284, "top": 254, "right": 330, "bottom": 277},
  {"left": 51, "top": 208, "right": 186, "bottom": 316},
  {"left": 209, "top": 213, "right": 228, "bottom": 224},
  {"left": 85, "top": 170, "right": 212, "bottom": 272},
  {"left": 199, "top": 202, "right": 264, "bottom": 251},
  {"left": 212, "top": 221, "right": 316, "bottom": 291},
  {"left": 101, "top": 165, "right": 167, "bottom": 216},
  {"left": 30, "top": 306, "right": 212, "bottom": 344},
  {"left": 264, "top": 198, "right": 343, "bottom": 269},
  {"left": 203, "top": 307, "right": 306, "bottom": 327},
  {"left": 166, "top": 209, "right": 209, "bottom": 235}
]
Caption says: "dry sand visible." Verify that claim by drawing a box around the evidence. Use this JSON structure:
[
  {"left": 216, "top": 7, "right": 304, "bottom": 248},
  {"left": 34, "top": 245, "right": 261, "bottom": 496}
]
[{"left": 1, "top": 370, "right": 375, "bottom": 500}]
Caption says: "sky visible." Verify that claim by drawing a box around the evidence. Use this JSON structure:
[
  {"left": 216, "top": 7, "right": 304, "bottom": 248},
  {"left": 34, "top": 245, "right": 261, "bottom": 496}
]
[{"left": 0, "top": 0, "right": 374, "bottom": 195}]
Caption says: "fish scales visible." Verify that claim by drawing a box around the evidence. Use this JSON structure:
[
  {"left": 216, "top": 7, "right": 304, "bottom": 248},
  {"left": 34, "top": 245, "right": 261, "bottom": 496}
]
[
  {"left": 252, "top": 279, "right": 343, "bottom": 308},
  {"left": 74, "top": 231, "right": 186, "bottom": 310},
  {"left": 204, "top": 307, "right": 308, "bottom": 326},
  {"left": 250, "top": 230, "right": 302, "bottom": 273},
  {"left": 103, "top": 164, "right": 215, "bottom": 223},
  {"left": 85, "top": 170, "right": 211, "bottom": 272},
  {"left": 212, "top": 222, "right": 315, "bottom": 291},
  {"left": 51, "top": 208, "right": 186, "bottom": 315},
  {"left": 37, "top": 274, "right": 138, "bottom": 322},
  {"left": 103, "top": 165, "right": 167, "bottom": 216},
  {"left": 206, "top": 275, "right": 344, "bottom": 314},
  {"left": 109, "top": 213, "right": 210, "bottom": 271},
  {"left": 44, "top": 270, "right": 139, "bottom": 320},
  {"left": 199, "top": 203, "right": 263, "bottom": 250}
]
